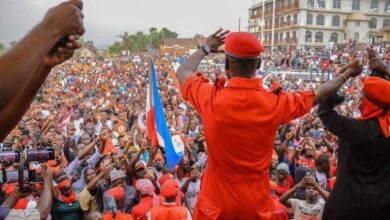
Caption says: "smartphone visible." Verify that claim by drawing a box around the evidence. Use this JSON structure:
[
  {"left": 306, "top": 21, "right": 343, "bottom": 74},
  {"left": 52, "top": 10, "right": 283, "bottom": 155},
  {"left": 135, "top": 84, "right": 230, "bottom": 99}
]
[
  {"left": 26, "top": 148, "right": 55, "bottom": 162},
  {"left": 0, "top": 151, "right": 20, "bottom": 163},
  {"left": 305, "top": 170, "right": 314, "bottom": 177},
  {"left": 28, "top": 169, "right": 43, "bottom": 183},
  {"left": 4, "top": 170, "right": 28, "bottom": 184}
]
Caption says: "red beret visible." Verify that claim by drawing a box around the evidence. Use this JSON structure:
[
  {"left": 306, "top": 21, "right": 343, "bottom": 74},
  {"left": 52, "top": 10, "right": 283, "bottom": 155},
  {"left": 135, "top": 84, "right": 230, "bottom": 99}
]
[
  {"left": 225, "top": 32, "right": 264, "bottom": 59},
  {"left": 363, "top": 77, "right": 390, "bottom": 107},
  {"left": 158, "top": 173, "right": 174, "bottom": 186},
  {"left": 160, "top": 179, "right": 179, "bottom": 199}
]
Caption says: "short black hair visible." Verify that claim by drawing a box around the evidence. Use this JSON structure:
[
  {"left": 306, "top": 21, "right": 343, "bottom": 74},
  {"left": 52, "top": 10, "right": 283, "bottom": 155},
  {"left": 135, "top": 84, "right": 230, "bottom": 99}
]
[
  {"left": 225, "top": 54, "right": 260, "bottom": 77},
  {"left": 315, "top": 154, "right": 330, "bottom": 166}
]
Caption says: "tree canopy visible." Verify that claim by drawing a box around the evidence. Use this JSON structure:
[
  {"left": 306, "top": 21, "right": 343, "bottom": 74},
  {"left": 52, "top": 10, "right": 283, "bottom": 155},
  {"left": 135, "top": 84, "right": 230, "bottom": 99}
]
[{"left": 109, "top": 27, "right": 178, "bottom": 53}]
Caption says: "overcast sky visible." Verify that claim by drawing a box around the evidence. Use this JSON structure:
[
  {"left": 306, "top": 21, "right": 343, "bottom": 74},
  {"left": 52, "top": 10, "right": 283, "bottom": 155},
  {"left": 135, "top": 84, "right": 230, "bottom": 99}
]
[{"left": 0, "top": 0, "right": 255, "bottom": 48}]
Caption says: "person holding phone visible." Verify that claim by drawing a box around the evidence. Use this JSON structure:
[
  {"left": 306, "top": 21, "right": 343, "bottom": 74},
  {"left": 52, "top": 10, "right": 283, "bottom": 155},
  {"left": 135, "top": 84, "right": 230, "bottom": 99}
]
[
  {"left": 177, "top": 29, "right": 362, "bottom": 219},
  {"left": 279, "top": 176, "right": 329, "bottom": 220}
]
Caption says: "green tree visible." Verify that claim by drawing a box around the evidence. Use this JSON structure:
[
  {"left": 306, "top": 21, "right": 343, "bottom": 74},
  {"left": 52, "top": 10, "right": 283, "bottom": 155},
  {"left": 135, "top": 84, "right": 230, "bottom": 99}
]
[
  {"left": 108, "top": 27, "right": 179, "bottom": 53},
  {"left": 0, "top": 42, "right": 5, "bottom": 53},
  {"left": 194, "top": 34, "right": 205, "bottom": 40}
]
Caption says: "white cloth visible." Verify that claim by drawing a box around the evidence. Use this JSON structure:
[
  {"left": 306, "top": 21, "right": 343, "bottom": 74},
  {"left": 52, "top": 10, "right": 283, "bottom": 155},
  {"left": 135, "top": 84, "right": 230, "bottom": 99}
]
[{"left": 290, "top": 199, "right": 325, "bottom": 220}]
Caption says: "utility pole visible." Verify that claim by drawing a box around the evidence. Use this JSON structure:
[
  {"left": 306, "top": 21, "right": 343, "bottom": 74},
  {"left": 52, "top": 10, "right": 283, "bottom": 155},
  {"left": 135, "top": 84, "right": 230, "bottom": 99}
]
[
  {"left": 261, "top": 0, "right": 265, "bottom": 43},
  {"left": 239, "top": 18, "right": 241, "bottom": 32},
  {"left": 271, "top": 0, "right": 276, "bottom": 54}
]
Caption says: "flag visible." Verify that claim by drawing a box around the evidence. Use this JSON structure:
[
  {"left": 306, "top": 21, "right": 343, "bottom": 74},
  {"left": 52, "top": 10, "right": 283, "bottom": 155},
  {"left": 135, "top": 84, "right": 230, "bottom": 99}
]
[
  {"left": 146, "top": 60, "right": 184, "bottom": 170},
  {"left": 173, "top": 57, "right": 184, "bottom": 72}
]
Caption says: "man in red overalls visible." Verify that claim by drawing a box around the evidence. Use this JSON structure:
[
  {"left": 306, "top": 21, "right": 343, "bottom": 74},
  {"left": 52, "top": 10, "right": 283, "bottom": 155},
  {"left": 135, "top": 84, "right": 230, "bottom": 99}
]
[{"left": 176, "top": 29, "right": 362, "bottom": 219}]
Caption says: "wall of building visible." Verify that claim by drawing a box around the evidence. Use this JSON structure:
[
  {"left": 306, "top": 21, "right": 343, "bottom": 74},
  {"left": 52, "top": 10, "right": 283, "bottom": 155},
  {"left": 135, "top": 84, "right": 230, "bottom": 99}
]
[{"left": 249, "top": 0, "right": 390, "bottom": 50}]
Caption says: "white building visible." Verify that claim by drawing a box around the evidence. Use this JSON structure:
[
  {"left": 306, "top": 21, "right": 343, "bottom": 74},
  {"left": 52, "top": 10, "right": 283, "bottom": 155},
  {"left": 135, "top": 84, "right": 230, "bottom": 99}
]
[{"left": 248, "top": 0, "right": 390, "bottom": 50}]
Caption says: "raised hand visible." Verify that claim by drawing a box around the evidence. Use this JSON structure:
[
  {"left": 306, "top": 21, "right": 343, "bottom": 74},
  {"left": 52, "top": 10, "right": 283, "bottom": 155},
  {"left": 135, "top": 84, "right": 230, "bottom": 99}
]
[
  {"left": 348, "top": 60, "right": 363, "bottom": 78},
  {"left": 204, "top": 28, "right": 230, "bottom": 53},
  {"left": 41, "top": 1, "right": 85, "bottom": 38},
  {"left": 44, "top": 35, "right": 81, "bottom": 68}
]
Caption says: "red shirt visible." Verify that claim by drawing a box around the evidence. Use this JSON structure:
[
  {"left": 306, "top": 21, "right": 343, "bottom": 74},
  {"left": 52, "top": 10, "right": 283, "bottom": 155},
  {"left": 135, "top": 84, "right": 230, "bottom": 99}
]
[
  {"left": 181, "top": 74, "right": 314, "bottom": 219},
  {"left": 131, "top": 196, "right": 154, "bottom": 220},
  {"left": 297, "top": 157, "right": 316, "bottom": 168}
]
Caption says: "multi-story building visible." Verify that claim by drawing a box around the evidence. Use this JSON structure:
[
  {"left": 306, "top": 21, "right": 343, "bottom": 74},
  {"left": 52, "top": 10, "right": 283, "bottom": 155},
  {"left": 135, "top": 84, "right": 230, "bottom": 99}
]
[{"left": 248, "top": 0, "right": 390, "bottom": 50}]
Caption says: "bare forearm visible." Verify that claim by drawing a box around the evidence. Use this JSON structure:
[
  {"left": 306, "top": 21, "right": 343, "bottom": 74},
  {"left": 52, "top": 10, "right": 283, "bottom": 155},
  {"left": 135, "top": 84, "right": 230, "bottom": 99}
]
[
  {"left": 315, "top": 184, "right": 329, "bottom": 200},
  {"left": 38, "top": 180, "right": 53, "bottom": 219},
  {"left": 0, "top": 62, "right": 52, "bottom": 141},
  {"left": 177, "top": 49, "right": 206, "bottom": 85},
  {"left": 78, "top": 139, "right": 97, "bottom": 159},
  {"left": 313, "top": 69, "right": 353, "bottom": 104},
  {"left": 279, "top": 185, "right": 298, "bottom": 207},
  {"left": 129, "top": 150, "right": 143, "bottom": 168},
  {"left": 0, "top": 22, "right": 59, "bottom": 114},
  {"left": 1, "top": 194, "right": 20, "bottom": 208},
  {"left": 87, "top": 173, "right": 104, "bottom": 190},
  {"left": 180, "top": 178, "right": 191, "bottom": 193}
]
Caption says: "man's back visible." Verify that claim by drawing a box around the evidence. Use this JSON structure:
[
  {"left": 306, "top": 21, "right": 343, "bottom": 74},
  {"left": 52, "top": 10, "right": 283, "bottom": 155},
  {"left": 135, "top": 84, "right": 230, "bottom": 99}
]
[{"left": 181, "top": 74, "right": 314, "bottom": 218}]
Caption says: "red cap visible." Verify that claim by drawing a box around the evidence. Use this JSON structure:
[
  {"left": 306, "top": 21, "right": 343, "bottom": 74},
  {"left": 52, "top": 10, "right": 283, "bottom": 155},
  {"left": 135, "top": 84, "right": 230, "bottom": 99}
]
[
  {"left": 160, "top": 179, "right": 179, "bottom": 199},
  {"left": 135, "top": 161, "right": 145, "bottom": 171},
  {"left": 158, "top": 173, "right": 174, "bottom": 186},
  {"left": 363, "top": 77, "right": 390, "bottom": 107},
  {"left": 225, "top": 32, "right": 264, "bottom": 59}
]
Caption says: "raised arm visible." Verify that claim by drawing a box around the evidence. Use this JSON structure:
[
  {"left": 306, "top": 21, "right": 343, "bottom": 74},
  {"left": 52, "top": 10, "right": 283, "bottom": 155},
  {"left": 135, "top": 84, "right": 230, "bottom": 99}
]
[
  {"left": 0, "top": 1, "right": 84, "bottom": 141},
  {"left": 279, "top": 180, "right": 304, "bottom": 208},
  {"left": 318, "top": 95, "right": 381, "bottom": 144},
  {"left": 313, "top": 60, "right": 362, "bottom": 105},
  {"left": 177, "top": 29, "right": 229, "bottom": 85}
]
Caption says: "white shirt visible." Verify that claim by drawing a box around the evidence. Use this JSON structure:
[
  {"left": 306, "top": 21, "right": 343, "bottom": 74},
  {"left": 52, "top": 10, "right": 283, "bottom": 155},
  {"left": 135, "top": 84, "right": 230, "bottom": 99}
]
[
  {"left": 180, "top": 178, "right": 200, "bottom": 212},
  {"left": 290, "top": 199, "right": 325, "bottom": 220}
]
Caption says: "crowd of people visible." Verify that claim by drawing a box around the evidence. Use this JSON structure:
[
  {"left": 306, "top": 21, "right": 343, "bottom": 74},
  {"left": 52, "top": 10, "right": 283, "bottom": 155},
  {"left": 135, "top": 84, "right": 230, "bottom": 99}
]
[
  {"left": 0, "top": 40, "right": 387, "bottom": 219},
  {"left": 262, "top": 42, "right": 390, "bottom": 81},
  {"left": 0, "top": 1, "right": 389, "bottom": 220}
]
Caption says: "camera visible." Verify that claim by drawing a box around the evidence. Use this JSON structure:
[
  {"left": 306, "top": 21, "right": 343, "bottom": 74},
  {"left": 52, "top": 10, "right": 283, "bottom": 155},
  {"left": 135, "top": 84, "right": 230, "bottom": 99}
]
[
  {"left": 0, "top": 148, "right": 55, "bottom": 193},
  {"left": 0, "top": 150, "right": 20, "bottom": 164},
  {"left": 26, "top": 148, "right": 55, "bottom": 162}
]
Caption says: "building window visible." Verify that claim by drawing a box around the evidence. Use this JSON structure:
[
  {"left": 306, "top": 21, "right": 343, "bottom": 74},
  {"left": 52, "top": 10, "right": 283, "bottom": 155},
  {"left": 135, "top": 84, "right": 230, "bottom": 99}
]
[
  {"left": 305, "top": 31, "right": 312, "bottom": 42},
  {"left": 315, "top": 32, "right": 324, "bottom": 42},
  {"left": 333, "top": 0, "right": 341, "bottom": 9},
  {"left": 356, "top": 21, "right": 360, "bottom": 26},
  {"left": 317, "top": 0, "right": 325, "bottom": 8},
  {"left": 371, "top": 0, "right": 379, "bottom": 11},
  {"left": 308, "top": 0, "right": 314, "bottom": 8},
  {"left": 293, "top": 14, "right": 298, "bottom": 24},
  {"left": 352, "top": 0, "right": 360, "bottom": 10},
  {"left": 369, "top": 18, "right": 377, "bottom": 28},
  {"left": 330, "top": 32, "right": 338, "bottom": 43},
  {"left": 286, "top": 32, "right": 291, "bottom": 40},
  {"left": 307, "top": 14, "right": 313, "bottom": 25},
  {"left": 332, "top": 15, "right": 340, "bottom": 26},
  {"left": 316, "top": 14, "right": 325, "bottom": 25},
  {"left": 280, "top": 32, "right": 284, "bottom": 41},
  {"left": 265, "top": 34, "right": 268, "bottom": 42},
  {"left": 292, "top": 31, "right": 297, "bottom": 38},
  {"left": 386, "top": 1, "right": 390, "bottom": 13},
  {"left": 384, "top": 18, "right": 390, "bottom": 28},
  {"left": 354, "top": 32, "right": 359, "bottom": 42},
  {"left": 281, "top": 17, "right": 284, "bottom": 26},
  {"left": 287, "top": 15, "right": 291, "bottom": 25}
]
